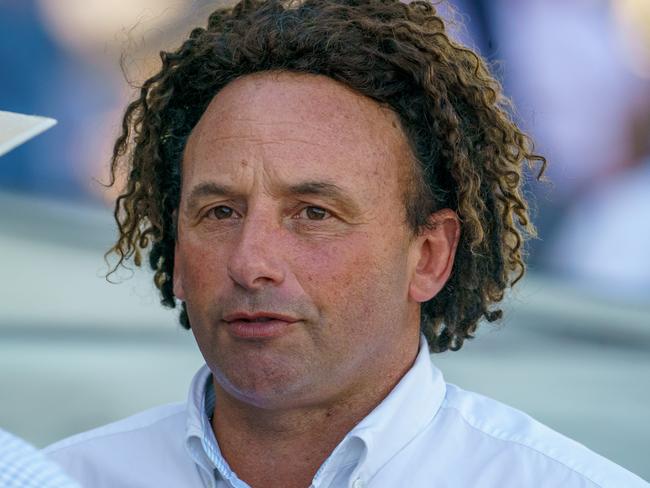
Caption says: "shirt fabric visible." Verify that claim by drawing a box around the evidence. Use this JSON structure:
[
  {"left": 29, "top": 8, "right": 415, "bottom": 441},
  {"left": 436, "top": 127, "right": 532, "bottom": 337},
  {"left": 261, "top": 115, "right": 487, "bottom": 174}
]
[
  {"left": 44, "top": 337, "right": 648, "bottom": 488},
  {"left": 0, "top": 429, "right": 79, "bottom": 488}
]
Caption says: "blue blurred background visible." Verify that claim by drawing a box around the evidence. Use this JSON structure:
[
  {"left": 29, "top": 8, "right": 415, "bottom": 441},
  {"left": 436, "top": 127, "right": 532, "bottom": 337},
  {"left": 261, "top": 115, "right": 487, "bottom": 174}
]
[{"left": 1, "top": 0, "right": 649, "bottom": 480}]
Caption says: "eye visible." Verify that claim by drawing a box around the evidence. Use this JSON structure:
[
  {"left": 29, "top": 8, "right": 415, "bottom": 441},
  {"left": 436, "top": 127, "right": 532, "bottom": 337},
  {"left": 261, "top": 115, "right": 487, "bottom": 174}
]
[
  {"left": 209, "top": 205, "right": 237, "bottom": 219},
  {"left": 298, "top": 206, "right": 331, "bottom": 221}
]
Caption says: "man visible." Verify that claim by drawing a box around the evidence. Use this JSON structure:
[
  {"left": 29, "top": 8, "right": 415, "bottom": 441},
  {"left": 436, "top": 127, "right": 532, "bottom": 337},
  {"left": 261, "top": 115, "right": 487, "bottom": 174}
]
[{"left": 44, "top": 0, "right": 648, "bottom": 486}]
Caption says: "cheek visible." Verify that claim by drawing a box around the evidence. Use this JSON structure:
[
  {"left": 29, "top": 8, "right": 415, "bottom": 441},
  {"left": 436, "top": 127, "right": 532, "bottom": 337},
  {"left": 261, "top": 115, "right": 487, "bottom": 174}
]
[
  {"left": 292, "top": 234, "right": 405, "bottom": 325},
  {"left": 175, "top": 237, "right": 229, "bottom": 298}
]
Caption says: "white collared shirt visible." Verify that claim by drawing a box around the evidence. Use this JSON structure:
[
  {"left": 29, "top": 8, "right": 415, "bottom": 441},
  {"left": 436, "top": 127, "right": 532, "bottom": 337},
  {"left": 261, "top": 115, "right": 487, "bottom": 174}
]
[{"left": 44, "top": 337, "right": 648, "bottom": 487}]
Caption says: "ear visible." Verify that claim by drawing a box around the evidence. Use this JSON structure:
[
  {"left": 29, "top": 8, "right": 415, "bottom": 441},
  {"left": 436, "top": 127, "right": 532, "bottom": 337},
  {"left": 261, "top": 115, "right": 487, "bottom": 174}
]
[
  {"left": 173, "top": 246, "right": 186, "bottom": 301},
  {"left": 408, "top": 208, "right": 460, "bottom": 302},
  {"left": 172, "top": 211, "right": 186, "bottom": 301}
]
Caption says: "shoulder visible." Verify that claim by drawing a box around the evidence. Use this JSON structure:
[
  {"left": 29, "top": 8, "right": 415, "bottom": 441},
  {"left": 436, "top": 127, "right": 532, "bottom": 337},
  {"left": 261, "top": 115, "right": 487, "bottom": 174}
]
[
  {"left": 0, "top": 429, "right": 79, "bottom": 488},
  {"left": 433, "top": 383, "right": 648, "bottom": 487},
  {"left": 43, "top": 403, "right": 197, "bottom": 488},
  {"left": 45, "top": 402, "right": 185, "bottom": 456}
]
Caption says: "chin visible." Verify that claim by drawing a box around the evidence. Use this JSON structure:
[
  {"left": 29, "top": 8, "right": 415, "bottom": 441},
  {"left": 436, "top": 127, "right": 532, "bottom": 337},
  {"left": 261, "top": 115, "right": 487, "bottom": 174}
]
[{"left": 211, "top": 357, "right": 315, "bottom": 409}]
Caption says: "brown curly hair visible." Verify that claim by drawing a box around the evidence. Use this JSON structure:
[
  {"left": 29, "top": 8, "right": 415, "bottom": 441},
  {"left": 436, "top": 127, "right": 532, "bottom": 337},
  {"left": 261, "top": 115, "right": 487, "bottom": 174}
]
[{"left": 107, "top": 0, "right": 545, "bottom": 353}]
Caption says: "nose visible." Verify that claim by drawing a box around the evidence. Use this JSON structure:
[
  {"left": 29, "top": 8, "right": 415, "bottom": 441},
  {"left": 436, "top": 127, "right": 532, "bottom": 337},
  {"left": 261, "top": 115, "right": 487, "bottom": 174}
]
[{"left": 227, "top": 215, "right": 286, "bottom": 291}]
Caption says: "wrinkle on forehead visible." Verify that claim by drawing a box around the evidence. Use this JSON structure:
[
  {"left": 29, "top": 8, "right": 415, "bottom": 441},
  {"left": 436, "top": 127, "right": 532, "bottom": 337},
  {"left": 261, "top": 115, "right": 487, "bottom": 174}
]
[
  {"left": 196, "top": 133, "right": 329, "bottom": 149},
  {"left": 198, "top": 71, "right": 408, "bottom": 148},
  {"left": 183, "top": 71, "right": 417, "bottom": 210}
]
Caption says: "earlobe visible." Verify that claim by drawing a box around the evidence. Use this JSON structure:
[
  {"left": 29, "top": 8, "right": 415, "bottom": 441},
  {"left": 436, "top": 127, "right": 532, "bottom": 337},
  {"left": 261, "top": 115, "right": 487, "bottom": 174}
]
[
  {"left": 173, "top": 243, "right": 186, "bottom": 301},
  {"left": 171, "top": 210, "right": 186, "bottom": 301},
  {"left": 408, "top": 209, "right": 460, "bottom": 302}
]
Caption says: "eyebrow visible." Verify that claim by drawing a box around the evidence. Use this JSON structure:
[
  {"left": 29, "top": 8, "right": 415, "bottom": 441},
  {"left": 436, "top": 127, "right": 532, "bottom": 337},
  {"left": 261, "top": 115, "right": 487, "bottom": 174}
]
[
  {"left": 284, "top": 181, "right": 360, "bottom": 213},
  {"left": 184, "top": 180, "right": 361, "bottom": 214},
  {"left": 185, "top": 182, "right": 240, "bottom": 213}
]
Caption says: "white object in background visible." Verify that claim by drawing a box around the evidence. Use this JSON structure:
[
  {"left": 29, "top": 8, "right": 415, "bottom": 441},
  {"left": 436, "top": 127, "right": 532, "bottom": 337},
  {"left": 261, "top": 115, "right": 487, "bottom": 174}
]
[{"left": 0, "top": 110, "right": 57, "bottom": 157}]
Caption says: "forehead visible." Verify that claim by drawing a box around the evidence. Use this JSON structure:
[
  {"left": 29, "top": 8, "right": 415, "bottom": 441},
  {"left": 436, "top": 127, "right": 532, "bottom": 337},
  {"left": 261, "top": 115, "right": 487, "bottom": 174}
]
[{"left": 183, "top": 71, "right": 414, "bottom": 198}]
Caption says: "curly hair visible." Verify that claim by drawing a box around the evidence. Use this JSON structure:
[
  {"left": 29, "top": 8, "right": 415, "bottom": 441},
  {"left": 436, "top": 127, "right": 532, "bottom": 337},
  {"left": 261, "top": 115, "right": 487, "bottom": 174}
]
[{"left": 107, "top": 0, "right": 545, "bottom": 353}]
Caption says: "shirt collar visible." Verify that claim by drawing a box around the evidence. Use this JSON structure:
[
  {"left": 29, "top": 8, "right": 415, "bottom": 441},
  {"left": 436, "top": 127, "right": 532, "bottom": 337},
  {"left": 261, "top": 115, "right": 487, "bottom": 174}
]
[
  {"left": 185, "top": 364, "right": 244, "bottom": 486},
  {"left": 314, "top": 334, "right": 446, "bottom": 485},
  {"left": 184, "top": 334, "right": 446, "bottom": 487}
]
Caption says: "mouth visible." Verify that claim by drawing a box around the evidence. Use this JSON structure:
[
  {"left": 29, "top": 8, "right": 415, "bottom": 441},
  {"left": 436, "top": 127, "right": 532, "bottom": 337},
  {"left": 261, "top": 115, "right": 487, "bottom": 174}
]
[{"left": 222, "top": 312, "right": 299, "bottom": 340}]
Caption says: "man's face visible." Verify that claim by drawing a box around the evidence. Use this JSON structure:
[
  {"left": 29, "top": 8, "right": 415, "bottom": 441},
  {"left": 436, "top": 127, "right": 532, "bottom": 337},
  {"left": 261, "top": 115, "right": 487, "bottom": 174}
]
[{"left": 174, "top": 72, "right": 425, "bottom": 409}]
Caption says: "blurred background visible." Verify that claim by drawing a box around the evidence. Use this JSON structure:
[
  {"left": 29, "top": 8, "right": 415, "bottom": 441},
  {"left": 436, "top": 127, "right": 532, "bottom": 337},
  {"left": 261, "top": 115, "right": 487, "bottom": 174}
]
[{"left": 0, "top": 0, "right": 649, "bottom": 480}]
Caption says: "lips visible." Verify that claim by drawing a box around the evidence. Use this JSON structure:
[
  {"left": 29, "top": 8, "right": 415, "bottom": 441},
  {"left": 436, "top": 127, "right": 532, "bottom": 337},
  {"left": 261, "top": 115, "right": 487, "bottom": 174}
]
[
  {"left": 223, "top": 312, "right": 299, "bottom": 339},
  {"left": 223, "top": 312, "right": 299, "bottom": 323}
]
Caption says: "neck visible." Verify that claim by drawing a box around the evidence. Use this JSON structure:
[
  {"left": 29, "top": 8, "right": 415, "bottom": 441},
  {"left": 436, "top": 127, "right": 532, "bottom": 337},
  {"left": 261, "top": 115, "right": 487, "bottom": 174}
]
[
  {"left": 210, "top": 340, "right": 420, "bottom": 488},
  {"left": 212, "top": 396, "right": 361, "bottom": 488}
]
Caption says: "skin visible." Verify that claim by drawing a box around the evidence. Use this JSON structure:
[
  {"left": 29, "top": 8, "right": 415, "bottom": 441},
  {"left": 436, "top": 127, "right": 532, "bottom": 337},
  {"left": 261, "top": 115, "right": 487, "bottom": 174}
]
[{"left": 174, "top": 71, "right": 460, "bottom": 487}]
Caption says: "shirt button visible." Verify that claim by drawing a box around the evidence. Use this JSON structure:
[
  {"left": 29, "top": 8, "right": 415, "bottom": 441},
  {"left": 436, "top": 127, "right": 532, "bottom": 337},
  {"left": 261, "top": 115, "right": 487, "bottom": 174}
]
[{"left": 352, "top": 478, "right": 364, "bottom": 488}]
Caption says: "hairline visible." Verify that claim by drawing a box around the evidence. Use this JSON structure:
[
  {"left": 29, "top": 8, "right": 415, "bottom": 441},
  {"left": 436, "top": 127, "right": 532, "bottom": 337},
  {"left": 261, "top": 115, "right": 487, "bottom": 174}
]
[{"left": 175, "top": 69, "right": 433, "bottom": 238}]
